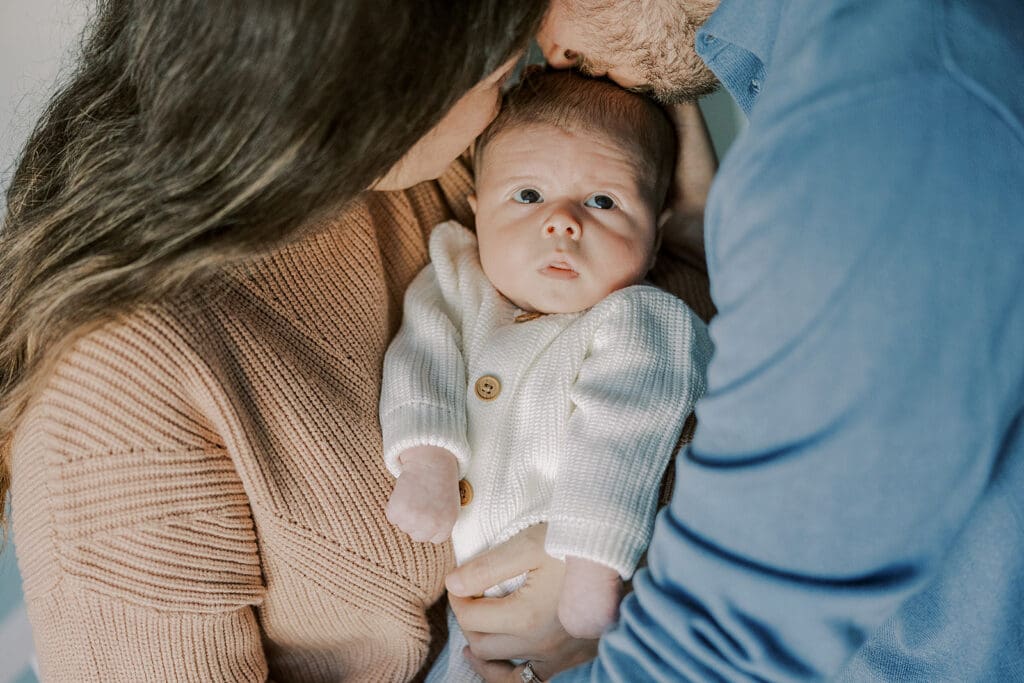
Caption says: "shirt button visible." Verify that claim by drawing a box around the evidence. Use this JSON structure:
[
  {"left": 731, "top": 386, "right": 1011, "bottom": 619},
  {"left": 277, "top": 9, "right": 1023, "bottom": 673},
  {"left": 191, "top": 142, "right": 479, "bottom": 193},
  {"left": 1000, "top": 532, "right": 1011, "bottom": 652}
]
[
  {"left": 474, "top": 375, "right": 501, "bottom": 401},
  {"left": 749, "top": 78, "right": 761, "bottom": 94},
  {"left": 702, "top": 33, "right": 716, "bottom": 44},
  {"left": 459, "top": 479, "right": 473, "bottom": 507}
]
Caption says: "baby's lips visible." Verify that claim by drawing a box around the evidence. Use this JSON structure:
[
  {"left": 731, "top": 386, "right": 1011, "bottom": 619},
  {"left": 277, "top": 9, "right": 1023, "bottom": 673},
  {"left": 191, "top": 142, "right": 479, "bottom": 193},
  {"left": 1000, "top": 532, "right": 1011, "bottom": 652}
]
[{"left": 544, "top": 255, "right": 578, "bottom": 273}]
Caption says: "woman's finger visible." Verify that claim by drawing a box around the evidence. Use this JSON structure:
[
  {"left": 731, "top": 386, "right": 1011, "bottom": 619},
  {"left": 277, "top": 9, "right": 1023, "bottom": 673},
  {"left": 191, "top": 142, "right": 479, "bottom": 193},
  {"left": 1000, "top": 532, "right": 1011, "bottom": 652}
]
[
  {"left": 462, "top": 630, "right": 531, "bottom": 662},
  {"left": 446, "top": 523, "right": 548, "bottom": 597},
  {"left": 462, "top": 647, "right": 524, "bottom": 683},
  {"left": 449, "top": 594, "right": 515, "bottom": 633},
  {"left": 452, "top": 592, "right": 558, "bottom": 640},
  {"left": 463, "top": 627, "right": 598, "bottom": 670},
  {"left": 450, "top": 572, "right": 562, "bottom": 635}
]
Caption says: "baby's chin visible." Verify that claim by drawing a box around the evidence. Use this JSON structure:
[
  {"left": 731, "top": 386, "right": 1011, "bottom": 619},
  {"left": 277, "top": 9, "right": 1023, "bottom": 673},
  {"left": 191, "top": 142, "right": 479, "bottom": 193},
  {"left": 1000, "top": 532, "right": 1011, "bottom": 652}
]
[{"left": 506, "top": 287, "right": 610, "bottom": 315}]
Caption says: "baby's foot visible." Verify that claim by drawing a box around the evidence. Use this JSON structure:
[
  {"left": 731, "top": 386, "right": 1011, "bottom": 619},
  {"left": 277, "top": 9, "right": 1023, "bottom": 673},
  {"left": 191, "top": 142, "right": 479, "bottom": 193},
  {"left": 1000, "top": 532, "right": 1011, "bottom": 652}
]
[
  {"left": 386, "top": 446, "right": 460, "bottom": 543},
  {"left": 558, "top": 556, "right": 623, "bottom": 639}
]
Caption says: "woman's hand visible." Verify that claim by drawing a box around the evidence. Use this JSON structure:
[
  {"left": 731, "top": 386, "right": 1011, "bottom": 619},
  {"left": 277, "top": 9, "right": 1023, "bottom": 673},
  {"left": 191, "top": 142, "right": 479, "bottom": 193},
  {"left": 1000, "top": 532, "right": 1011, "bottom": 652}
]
[{"left": 446, "top": 523, "right": 599, "bottom": 681}]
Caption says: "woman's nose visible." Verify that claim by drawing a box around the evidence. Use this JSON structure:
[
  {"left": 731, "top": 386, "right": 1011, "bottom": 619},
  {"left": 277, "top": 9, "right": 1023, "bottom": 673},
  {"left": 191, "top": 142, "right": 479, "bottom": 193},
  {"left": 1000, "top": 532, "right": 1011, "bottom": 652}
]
[{"left": 542, "top": 210, "right": 582, "bottom": 241}]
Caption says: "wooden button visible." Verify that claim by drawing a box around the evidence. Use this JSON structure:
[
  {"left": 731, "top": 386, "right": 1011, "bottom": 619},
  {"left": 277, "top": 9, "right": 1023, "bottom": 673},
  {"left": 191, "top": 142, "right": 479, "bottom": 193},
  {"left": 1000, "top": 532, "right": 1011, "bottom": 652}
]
[
  {"left": 458, "top": 479, "right": 473, "bottom": 506},
  {"left": 474, "top": 375, "right": 501, "bottom": 401},
  {"left": 514, "top": 311, "right": 543, "bottom": 323}
]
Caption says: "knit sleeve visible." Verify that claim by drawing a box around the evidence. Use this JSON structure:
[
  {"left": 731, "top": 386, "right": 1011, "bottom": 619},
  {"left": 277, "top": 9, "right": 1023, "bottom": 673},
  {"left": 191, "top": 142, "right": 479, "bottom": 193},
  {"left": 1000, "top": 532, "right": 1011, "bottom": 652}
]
[
  {"left": 10, "top": 312, "right": 268, "bottom": 682},
  {"left": 545, "top": 287, "right": 713, "bottom": 579},
  {"left": 379, "top": 222, "right": 478, "bottom": 478}
]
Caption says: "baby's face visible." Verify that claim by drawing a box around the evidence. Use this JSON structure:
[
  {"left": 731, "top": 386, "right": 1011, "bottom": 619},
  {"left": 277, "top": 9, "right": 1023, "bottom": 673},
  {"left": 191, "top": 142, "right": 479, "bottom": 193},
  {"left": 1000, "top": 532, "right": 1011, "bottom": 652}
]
[{"left": 472, "top": 124, "right": 662, "bottom": 314}]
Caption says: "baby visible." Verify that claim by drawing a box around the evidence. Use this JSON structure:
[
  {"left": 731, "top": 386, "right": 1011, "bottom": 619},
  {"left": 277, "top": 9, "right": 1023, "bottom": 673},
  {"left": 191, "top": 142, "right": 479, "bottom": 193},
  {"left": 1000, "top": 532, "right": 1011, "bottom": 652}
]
[{"left": 380, "top": 68, "right": 712, "bottom": 680}]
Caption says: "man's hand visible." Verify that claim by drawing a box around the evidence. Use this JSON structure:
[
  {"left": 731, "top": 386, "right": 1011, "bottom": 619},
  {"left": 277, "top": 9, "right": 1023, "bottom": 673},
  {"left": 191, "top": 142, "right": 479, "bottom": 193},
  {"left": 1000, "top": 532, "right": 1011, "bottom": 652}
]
[
  {"left": 446, "top": 524, "right": 599, "bottom": 680},
  {"left": 661, "top": 100, "right": 717, "bottom": 265},
  {"left": 385, "top": 445, "right": 460, "bottom": 543}
]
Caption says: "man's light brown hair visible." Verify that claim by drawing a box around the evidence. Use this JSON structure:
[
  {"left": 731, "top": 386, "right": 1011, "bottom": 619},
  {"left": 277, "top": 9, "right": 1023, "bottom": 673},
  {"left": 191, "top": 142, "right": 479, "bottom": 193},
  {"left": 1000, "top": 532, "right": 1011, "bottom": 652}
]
[{"left": 475, "top": 67, "right": 677, "bottom": 207}]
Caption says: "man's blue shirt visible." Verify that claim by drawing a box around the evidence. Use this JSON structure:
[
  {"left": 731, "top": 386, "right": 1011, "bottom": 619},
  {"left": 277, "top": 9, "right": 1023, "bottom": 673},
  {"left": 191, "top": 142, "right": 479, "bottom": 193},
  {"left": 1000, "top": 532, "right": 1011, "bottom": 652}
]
[{"left": 558, "top": 0, "right": 1024, "bottom": 680}]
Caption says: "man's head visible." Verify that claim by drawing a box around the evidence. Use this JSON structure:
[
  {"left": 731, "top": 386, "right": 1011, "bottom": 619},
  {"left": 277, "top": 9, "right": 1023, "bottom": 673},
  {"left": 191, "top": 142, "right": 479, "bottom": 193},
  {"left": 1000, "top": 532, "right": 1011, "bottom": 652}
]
[
  {"left": 470, "top": 69, "right": 676, "bottom": 314},
  {"left": 538, "top": 0, "right": 720, "bottom": 104}
]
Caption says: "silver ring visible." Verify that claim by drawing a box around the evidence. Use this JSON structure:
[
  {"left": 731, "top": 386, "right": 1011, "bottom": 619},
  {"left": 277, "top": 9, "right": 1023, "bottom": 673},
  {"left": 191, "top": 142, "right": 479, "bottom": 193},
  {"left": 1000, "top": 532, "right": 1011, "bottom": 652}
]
[{"left": 521, "top": 661, "right": 544, "bottom": 682}]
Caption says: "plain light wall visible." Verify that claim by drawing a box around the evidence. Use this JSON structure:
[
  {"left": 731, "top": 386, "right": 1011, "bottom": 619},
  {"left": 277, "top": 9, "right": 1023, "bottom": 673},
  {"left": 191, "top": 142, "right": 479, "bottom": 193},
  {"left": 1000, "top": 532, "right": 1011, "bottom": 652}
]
[{"left": 0, "top": 1, "right": 91, "bottom": 215}]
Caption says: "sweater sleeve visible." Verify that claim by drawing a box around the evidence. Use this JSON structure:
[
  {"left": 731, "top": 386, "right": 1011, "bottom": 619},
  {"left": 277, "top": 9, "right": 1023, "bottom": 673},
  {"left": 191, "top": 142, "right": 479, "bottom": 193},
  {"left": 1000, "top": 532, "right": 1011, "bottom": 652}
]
[
  {"left": 545, "top": 287, "right": 713, "bottom": 578},
  {"left": 379, "top": 222, "right": 478, "bottom": 478},
  {"left": 10, "top": 312, "right": 268, "bottom": 682}
]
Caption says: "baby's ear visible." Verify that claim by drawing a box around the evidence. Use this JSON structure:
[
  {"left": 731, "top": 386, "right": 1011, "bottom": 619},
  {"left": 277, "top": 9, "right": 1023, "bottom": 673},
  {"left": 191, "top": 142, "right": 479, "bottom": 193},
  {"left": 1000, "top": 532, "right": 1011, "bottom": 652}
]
[
  {"left": 650, "top": 230, "right": 663, "bottom": 269},
  {"left": 657, "top": 208, "right": 673, "bottom": 230},
  {"left": 648, "top": 210, "right": 671, "bottom": 272},
  {"left": 467, "top": 194, "right": 478, "bottom": 214}
]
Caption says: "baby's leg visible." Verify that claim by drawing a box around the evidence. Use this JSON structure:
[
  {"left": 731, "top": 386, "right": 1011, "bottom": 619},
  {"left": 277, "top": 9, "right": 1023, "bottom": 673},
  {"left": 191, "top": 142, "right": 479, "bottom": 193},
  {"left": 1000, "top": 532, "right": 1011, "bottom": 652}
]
[{"left": 558, "top": 556, "right": 623, "bottom": 639}]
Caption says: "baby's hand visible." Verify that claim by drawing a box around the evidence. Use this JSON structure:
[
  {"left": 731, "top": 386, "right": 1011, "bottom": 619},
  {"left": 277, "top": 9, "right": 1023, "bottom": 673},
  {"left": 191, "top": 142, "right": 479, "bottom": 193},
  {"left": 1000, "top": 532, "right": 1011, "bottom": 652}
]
[
  {"left": 386, "top": 446, "right": 460, "bottom": 544},
  {"left": 558, "top": 556, "right": 624, "bottom": 639}
]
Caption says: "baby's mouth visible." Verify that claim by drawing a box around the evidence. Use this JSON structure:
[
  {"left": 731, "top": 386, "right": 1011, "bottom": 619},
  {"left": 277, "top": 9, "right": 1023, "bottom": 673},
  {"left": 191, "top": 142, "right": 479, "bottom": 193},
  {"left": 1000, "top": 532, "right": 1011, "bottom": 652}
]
[{"left": 539, "top": 258, "right": 579, "bottom": 279}]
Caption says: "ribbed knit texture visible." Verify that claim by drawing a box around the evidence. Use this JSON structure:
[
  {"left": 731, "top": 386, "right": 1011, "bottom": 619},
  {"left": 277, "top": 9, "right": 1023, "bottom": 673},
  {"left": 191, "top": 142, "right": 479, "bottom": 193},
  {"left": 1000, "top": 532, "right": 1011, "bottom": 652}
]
[{"left": 10, "top": 157, "right": 713, "bottom": 682}]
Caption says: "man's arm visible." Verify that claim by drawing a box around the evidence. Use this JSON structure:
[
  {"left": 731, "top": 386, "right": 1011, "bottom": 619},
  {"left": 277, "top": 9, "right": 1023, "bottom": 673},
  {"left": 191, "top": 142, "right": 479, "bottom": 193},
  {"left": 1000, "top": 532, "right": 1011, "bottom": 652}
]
[
  {"left": 659, "top": 101, "right": 717, "bottom": 266},
  {"left": 556, "top": 65, "right": 1024, "bottom": 681}
]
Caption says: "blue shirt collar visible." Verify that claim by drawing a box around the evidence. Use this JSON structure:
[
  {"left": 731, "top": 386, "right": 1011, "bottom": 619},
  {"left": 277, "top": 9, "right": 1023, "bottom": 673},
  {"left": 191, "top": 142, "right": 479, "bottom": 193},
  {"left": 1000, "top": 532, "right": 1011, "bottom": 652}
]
[{"left": 697, "top": 0, "right": 784, "bottom": 117}]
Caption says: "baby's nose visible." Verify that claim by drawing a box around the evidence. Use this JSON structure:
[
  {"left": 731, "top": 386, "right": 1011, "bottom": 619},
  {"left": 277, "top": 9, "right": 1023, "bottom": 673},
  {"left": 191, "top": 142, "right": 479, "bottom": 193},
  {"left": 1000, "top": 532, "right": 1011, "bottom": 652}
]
[{"left": 543, "top": 212, "right": 582, "bottom": 241}]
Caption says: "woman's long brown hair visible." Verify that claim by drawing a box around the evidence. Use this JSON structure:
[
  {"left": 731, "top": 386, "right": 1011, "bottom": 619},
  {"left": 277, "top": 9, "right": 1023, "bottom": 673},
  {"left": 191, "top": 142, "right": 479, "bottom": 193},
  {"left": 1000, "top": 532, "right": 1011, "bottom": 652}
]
[{"left": 0, "top": 0, "right": 547, "bottom": 529}]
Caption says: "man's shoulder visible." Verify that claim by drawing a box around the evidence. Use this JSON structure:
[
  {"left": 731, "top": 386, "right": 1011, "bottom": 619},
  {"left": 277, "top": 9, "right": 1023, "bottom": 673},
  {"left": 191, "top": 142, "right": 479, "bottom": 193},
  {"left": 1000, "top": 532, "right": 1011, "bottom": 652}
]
[{"left": 768, "top": 0, "right": 1023, "bottom": 130}]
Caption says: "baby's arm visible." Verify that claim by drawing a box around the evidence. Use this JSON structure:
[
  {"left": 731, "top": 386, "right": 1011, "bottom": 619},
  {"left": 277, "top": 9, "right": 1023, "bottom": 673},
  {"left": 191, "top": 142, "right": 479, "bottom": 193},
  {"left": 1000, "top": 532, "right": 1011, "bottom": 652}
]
[
  {"left": 547, "top": 288, "right": 713, "bottom": 637},
  {"left": 386, "top": 445, "right": 461, "bottom": 543},
  {"left": 380, "top": 224, "right": 484, "bottom": 541}
]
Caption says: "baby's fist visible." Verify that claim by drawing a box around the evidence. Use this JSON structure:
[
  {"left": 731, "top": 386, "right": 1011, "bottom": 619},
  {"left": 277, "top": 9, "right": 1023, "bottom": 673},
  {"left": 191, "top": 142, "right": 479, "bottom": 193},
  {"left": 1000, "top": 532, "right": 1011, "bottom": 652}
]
[
  {"left": 386, "top": 446, "right": 460, "bottom": 544},
  {"left": 558, "top": 556, "right": 624, "bottom": 639}
]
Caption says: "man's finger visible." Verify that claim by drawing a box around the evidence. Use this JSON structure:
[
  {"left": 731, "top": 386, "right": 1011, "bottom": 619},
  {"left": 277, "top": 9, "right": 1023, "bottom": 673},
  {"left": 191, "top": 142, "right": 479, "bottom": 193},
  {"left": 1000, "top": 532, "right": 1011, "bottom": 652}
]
[
  {"left": 463, "top": 646, "right": 523, "bottom": 683},
  {"left": 446, "top": 524, "right": 545, "bottom": 596}
]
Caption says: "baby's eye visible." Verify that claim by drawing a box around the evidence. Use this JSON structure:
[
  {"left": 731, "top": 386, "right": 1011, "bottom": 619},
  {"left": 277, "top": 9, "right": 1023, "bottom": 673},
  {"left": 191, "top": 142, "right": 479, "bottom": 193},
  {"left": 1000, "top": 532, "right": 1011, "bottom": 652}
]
[
  {"left": 584, "top": 194, "right": 616, "bottom": 210},
  {"left": 512, "top": 188, "right": 543, "bottom": 204}
]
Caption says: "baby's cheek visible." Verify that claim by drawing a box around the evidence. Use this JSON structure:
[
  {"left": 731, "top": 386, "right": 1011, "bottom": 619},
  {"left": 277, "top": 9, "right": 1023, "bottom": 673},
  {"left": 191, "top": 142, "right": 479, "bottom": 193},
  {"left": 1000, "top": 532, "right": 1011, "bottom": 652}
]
[
  {"left": 606, "top": 241, "right": 652, "bottom": 288},
  {"left": 482, "top": 253, "right": 527, "bottom": 307}
]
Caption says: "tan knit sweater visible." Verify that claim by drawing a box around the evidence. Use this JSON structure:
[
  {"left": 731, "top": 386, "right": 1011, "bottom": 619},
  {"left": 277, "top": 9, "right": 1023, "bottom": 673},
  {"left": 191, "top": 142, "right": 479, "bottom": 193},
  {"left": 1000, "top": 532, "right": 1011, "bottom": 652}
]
[{"left": 10, "top": 159, "right": 713, "bottom": 682}]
